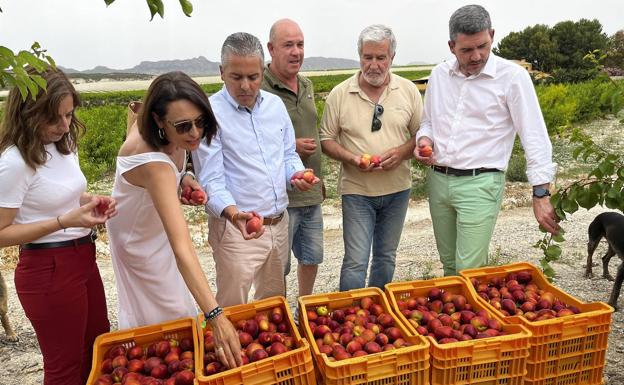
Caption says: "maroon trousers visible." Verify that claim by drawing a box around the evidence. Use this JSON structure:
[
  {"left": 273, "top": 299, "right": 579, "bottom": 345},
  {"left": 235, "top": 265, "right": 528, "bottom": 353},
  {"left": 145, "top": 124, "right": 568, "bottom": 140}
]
[{"left": 15, "top": 242, "right": 110, "bottom": 385}]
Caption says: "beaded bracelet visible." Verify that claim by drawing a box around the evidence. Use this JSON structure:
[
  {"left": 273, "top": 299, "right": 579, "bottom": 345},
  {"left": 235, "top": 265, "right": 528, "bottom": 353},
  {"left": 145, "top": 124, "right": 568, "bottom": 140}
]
[{"left": 201, "top": 306, "right": 224, "bottom": 328}]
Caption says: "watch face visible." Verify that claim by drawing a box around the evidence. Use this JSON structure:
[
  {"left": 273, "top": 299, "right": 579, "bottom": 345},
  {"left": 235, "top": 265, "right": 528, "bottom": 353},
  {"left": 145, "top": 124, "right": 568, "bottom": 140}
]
[{"left": 533, "top": 187, "right": 550, "bottom": 198}]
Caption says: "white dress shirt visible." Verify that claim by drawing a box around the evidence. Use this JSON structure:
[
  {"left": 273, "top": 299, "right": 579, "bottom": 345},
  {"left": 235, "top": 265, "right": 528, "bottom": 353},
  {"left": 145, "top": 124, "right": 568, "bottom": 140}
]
[
  {"left": 416, "top": 54, "right": 556, "bottom": 186},
  {"left": 192, "top": 87, "right": 304, "bottom": 218}
]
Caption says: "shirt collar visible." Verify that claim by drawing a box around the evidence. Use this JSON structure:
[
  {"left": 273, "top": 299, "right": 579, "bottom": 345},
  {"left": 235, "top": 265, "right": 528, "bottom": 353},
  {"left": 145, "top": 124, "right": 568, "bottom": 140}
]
[
  {"left": 448, "top": 53, "right": 497, "bottom": 79},
  {"left": 221, "top": 85, "right": 264, "bottom": 111}
]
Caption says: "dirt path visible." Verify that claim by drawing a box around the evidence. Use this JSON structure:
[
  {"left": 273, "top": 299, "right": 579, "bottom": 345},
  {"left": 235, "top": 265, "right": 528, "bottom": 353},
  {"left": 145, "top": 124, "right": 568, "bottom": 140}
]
[{"left": 1, "top": 198, "right": 623, "bottom": 385}]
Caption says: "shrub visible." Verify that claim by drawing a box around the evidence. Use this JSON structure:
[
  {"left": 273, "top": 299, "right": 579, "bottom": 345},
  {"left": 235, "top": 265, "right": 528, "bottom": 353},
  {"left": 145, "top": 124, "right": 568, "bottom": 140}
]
[
  {"left": 77, "top": 105, "right": 127, "bottom": 182},
  {"left": 506, "top": 151, "right": 528, "bottom": 182}
]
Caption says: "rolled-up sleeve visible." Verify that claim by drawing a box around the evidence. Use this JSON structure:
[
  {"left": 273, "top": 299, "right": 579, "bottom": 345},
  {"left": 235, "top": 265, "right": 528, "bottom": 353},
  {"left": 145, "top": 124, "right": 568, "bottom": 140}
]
[
  {"left": 281, "top": 109, "right": 304, "bottom": 185},
  {"left": 508, "top": 70, "right": 557, "bottom": 185},
  {"left": 192, "top": 129, "right": 236, "bottom": 217}
]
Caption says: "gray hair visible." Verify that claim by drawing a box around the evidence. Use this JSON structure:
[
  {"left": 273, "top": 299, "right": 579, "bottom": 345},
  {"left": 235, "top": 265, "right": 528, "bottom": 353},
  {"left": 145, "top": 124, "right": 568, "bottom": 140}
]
[
  {"left": 357, "top": 24, "right": 396, "bottom": 57},
  {"left": 449, "top": 4, "right": 491, "bottom": 41},
  {"left": 221, "top": 32, "right": 264, "bottom": 67}
]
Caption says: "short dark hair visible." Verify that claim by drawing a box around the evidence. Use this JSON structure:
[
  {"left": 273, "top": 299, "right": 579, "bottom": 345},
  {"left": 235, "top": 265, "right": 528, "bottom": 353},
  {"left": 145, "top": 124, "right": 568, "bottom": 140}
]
[
  {"left": 449, "top": 4, "right": 491, "bottom": 41},
  {"left": 0, "top": 67, "right": 84, "bottom": 169},
  {"left": 139, "top": 71, "right": 218, "bottom": 149}
]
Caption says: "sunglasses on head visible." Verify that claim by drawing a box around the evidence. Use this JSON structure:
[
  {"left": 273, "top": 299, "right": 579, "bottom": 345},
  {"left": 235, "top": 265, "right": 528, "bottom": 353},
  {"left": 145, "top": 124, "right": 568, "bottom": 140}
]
[
  {"left": 167, "top": 115, "right": 206, "bottom": 134},
  {"left": 371, "top": 104, "right": 384, "bottom": 132}
]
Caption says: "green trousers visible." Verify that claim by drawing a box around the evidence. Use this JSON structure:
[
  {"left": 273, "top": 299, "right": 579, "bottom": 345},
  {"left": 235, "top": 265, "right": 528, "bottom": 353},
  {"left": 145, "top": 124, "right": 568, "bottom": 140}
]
[{"left": 427, "top": 168, "right": 505, "bottom": 276}]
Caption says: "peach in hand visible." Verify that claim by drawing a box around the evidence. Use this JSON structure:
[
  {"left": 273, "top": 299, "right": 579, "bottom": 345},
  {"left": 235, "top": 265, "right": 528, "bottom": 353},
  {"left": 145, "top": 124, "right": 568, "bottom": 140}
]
[
  {"left": 359, "top": 154, "right": 372, "bottom": 169},
  {"left": 419, "top": 145, "right": 433, "bottom": 157},
  {"left": 246, "top": 214, "right": 262, "bottom": 234},
  {"left": 371, "top": 155, "right": 381, "bottom": 167}
]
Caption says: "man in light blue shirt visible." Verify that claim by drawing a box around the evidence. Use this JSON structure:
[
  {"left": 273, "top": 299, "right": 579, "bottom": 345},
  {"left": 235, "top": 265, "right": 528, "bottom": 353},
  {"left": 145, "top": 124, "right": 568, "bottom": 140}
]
[{"left": 193, "top": 32, "right": 317, "bottom": 307}]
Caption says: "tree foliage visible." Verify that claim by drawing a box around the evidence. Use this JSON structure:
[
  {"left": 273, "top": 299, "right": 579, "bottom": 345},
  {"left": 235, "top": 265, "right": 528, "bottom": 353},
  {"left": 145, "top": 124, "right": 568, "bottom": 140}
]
[
  {"left": 536, "top": 52, "right": 624, "bottom": 279},
  {"left": 105, "top": 0, "right": 193, "bottom": 20},
  {"left": 605, "top": 30, "right": 624, "bottom": 69},
  {"left": 494, "top": 19, "right": 609, "bottom": 83}
]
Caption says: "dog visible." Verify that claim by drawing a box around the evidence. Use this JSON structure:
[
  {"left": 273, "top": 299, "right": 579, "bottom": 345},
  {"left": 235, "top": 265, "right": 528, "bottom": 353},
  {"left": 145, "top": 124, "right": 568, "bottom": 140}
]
[
  {"left": 0, "top": 271, "right": 18, "bottom": 341},
  {"left": 585, "top": 211, "right": 624, "bottom": 310}
]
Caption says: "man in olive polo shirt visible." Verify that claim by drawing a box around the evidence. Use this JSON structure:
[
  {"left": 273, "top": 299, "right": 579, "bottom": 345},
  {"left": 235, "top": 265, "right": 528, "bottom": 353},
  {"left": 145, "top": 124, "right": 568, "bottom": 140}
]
[
  {"left": 261, "top": 19, "right": 323, "bottom": 298},
  {"left": 320, "top": 24, "right": 422, "bottom": 291}
]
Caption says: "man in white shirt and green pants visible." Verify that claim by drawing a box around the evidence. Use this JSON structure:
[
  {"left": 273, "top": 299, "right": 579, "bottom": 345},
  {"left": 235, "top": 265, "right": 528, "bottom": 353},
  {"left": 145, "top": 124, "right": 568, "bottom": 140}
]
[{"left": 414, "top": 4, "right": 560, "bottom": 276}]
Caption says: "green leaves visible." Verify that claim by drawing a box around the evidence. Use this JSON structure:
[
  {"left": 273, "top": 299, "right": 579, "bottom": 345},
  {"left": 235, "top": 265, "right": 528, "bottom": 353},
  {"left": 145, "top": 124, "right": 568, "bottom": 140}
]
[
  {"left": 0, "top": 42, "right": 55, "bottom": 101},
  {"left": 104, "top": 0, "right": 193, "bottom": 19},
  {"left": 179, "top": 0, "right": 193, "bottom": 17}
]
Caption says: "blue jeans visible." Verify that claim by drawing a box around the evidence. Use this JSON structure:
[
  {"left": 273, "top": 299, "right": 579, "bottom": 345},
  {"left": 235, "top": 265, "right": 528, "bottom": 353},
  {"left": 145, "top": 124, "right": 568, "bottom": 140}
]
[
  {"left": 286, "top": 205, "right": 324, "bottom": 275},
  {"left": 339, "top": 189, "right": 410, "bottom": 291}
]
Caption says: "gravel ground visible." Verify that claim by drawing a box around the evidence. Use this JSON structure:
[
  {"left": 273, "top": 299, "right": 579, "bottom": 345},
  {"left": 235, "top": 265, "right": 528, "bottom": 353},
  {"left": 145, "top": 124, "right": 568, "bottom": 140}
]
[{"left": 1, "top": 198, "right": 623, "bottom": 385}]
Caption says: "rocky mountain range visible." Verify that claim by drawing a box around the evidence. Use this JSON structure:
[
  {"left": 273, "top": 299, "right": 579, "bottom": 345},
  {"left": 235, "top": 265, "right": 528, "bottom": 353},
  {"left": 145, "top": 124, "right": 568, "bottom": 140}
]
[{"left": 60, "top": 56, "right": 361, "bottom": 76}]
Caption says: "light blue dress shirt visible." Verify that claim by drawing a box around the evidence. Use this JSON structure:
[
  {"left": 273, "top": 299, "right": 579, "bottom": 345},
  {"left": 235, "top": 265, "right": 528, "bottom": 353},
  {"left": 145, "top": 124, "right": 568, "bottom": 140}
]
[{"left": 192, "top": 87, "right": 304, "bottom": 218}]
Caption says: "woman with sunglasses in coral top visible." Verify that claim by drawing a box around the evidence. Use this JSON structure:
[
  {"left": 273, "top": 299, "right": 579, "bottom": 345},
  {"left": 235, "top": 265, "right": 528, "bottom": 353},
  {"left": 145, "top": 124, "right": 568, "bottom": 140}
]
[{"left": 106, "top": 71, "right": 241, "bottom": 369}]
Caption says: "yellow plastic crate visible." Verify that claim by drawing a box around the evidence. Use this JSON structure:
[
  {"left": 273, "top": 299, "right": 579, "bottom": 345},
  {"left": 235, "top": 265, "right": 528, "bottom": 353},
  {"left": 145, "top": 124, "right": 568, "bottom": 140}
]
[
  {"left": 298, "top": 287, "right": 430, "bottom": 385},
  {"left": 460, "top": 262, "right": 613, "bottom": 385},
  {"left": 87, "top": 317, "right": 199, "bottom": 385},
  {"left": 385, "top": 276, "right": 531, "bottom": 385},
  {"left": 196, "top": 296, "right": 316, "bottom": 385}
]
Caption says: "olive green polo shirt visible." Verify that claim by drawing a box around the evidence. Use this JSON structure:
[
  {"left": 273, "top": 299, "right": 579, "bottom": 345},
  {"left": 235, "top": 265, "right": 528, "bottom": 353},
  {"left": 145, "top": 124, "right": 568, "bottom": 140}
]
[{"left": 261, "top": 64, "right": 323, "bottom": 207}]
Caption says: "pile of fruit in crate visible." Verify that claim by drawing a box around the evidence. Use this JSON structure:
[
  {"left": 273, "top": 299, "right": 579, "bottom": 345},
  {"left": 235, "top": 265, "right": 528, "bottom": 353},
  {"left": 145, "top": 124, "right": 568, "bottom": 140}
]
[
  {"left": 469, "top": 270, "right": 581, "bottom": 320},
  {"left": 396, "top": 287, "right": 505, "bottom": 343},
  {"left": 307, "top": 296, "right": 413, "bottom": 361},
  {"left": 202, "top": 306, "right": 297, "bottom": 375},
  {"left": 93, "top": 337, "right": 195, "bottom": 385}
]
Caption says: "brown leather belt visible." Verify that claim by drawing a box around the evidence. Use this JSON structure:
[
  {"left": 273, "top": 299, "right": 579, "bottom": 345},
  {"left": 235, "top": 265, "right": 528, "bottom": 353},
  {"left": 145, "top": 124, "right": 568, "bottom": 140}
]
[
  {"left": 432, "top": 165, "right": 501, "bottom": 177},
  {"left": 21, "top": 231, "right": 98, "bottom": 250},
  {"left": 262, "top": 212, "right": 284, "bottom": 226}
]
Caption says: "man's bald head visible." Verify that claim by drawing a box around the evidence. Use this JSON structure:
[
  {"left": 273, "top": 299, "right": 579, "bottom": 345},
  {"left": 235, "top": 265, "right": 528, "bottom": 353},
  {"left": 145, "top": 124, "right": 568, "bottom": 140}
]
[{"left": 267, "top": 18, "right": 305, "bottom": 83}]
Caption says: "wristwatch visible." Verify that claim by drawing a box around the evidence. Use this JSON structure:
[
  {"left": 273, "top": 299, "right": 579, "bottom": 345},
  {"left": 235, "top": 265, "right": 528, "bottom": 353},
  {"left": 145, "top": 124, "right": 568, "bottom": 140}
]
[{"left": 532, "top": 186, "right": 551, "bottom": 198}]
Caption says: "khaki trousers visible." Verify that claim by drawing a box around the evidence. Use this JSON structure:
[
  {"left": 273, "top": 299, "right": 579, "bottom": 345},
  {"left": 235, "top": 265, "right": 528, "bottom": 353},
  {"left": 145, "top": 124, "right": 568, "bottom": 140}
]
[{"left": 208, "top": 212, "right": 289, "bottom": 307}]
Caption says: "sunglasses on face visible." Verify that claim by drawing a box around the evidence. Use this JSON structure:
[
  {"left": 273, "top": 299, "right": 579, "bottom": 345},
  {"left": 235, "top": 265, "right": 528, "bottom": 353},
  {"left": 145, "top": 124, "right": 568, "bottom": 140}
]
[
  {"left": 371, "top": 104, "right": 384, "bottom": 132},
  {"left": 167, "top": 115, "right": 206, "bottom": 134}
]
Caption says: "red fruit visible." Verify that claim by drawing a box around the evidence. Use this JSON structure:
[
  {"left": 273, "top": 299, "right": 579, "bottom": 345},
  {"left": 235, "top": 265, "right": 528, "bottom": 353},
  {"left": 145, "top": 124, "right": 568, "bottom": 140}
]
[
  {"left": 360, "top": 297, "right": 373, "bottom": 310},
  {"left": 111, "top": 355, "right": 128, "bottom": 369},
  {"left": 190, "top": 189, "right": 207, "bottom": 204},
  {"left": 239, "top": 331, "right": 253, "bottom": 347},
  {"left": 179, "top": 337, "right": 194, "bottom": 352},
  {"left": 127, "top": 359, "right": 144, "bottom": 373},
  {"left": 429, "top": 300, "right": 443, "bottom": 313},
  {"left": 419, "top": 145, "right": 433, "bottom": 157},
  {"left": 204, "top": 334, "right": 215, "bottom": 352},
  {"left": 377, "top": 313, "right": 394, "bottom": 328},
  {"left": 245, "top": 342, "right": 264, "bottom": 358},
  {"left": 371, "top": 155, "right": 382, "bottom": 167},
  {"left": 267, "top": 342, "right": 287, "bottom": 356},
  {"left": 96, "top": 200, "right": 110, "bottom": 215},
  {"left": 94, "top": 375, "right": 113, "bottom": 385},
  {"left": 127, "top": 345, "right": 144, "bottom": 360},
  {"left": 257, "top": 331, "right": 272, "bottom": 346},
  {"left": 246, "top": 216, "right": 262, "bottom": 234},
  {"left": 155, "top": 340, "right": 171, "bottom": 358},
  {"left": 415, "top": 326, "right": 428, "bottom": 336},
  {"left": 487, "top": 318, "right": 503, "bottom": 331},
  {"left": 516, "top": 271, "right": 532, "bottom": 284},
  {"left": 470, "top": 316, "right": 488, "bottom": 332},
  {"left": 428, "top": 288, "right": 442, "bottom": 301},
  {"left": 250, "top": 348, "right": 269, "bottom": 362},
  {"left": 179, "top": 358, "right": 194, "bottom": 371},
  {"left": 181, "top": 186, "right": 192, "bottom": 201},
  {"left": 313, "top": 325, "right": 331, "bottom": 339},
  {"left": 501, "top": 299, "right": 517, "bottom": 314},
  {"left": 204, "top": 361, "right": 222, "bottom": 375},
  {"left": 175, "top": 370, "right": 195, "bottom": 385},
  {"left": 290, "top": 171, "right": 305, "bottom": 181},
  {"left": 243, "top": 319, "right": 259, "bottom": 338},
  {"left": 100, "top": 358, "right": 113, "bottom": 374},
  {"left": 369, "top": 303, "right": 384, "bottom": 317},
  {"left": 151, "top": 363, "right": 168, "bottom": 379},
  {"left": 333, "top": 349, "right": 352, "bottom": 361},
  {"left": 303, "top": 170, "right": 315, "bottom": 183},
  {"left": 143, "top": 357, "right": 162, "bottom": 374},
  {"left": 346, "top": 340, "right": 362, "bottom": 354},
  {"left": 452, "top": 295, "right": 467, "bottom": 310},
  {"left": 385, "top": 327, "right": 402, "bottom": 342},
  {"left": 434, "top": 326, "right": 454, "bottom": 340},
  {"left": 438, "top": 338, "right": 458, "bottom": 344},
  {"left": 107, "top": 345, "right": 127, "bottom": 359},
  {"left": 364, "top": 341, "right": 381, "bottom": 354},
  {"left": 375, "top": 333, "right": 389, "bottom": 346},
  {"left": 353, "top": 350, "right": 369, "bottom": 357},
  {"left": 359, "top": 154, "right": 372, "bottom": 169},
  {"left": 111, "top": 367, "right": 128, "bottom": 383},
  {"left": 319, "top": 344, "right": 333, "bottom": 355},
  {"left": 180, "top": 350, "right": 193, "bottom": 361},
  {"left": 270, "top": 307, "right": 283, "bottom": 324}
]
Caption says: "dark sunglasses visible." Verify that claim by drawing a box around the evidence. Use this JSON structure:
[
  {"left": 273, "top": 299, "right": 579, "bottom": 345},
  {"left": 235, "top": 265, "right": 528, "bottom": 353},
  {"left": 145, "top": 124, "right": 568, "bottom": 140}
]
[
  {"left": 371, "top": 104, "right": 384, "bottom": 132},
  {"left": 167, "top": 115, "right": 206, "bottom": 134}
]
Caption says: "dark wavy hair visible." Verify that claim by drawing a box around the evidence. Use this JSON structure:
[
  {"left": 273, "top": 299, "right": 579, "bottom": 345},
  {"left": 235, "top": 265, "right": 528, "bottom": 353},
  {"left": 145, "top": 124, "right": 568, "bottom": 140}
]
[
  {"left": 139, "top": 71, "right": 218, "bottom": 149},
  {"left": 0, "top": 67, "right": 85, "bottom": 169}
]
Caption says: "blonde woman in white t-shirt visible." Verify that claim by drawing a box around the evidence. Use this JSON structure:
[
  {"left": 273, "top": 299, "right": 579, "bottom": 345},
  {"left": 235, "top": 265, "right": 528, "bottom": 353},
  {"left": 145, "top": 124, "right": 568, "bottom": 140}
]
[{"left": 0, "top": 68, "right": 117, "bottom": 385}]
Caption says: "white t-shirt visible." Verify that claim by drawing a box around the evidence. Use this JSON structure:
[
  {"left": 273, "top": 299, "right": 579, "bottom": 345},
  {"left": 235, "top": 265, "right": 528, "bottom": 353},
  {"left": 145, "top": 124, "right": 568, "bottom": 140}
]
[{"left": 0, "top": 144, "right": 90, "bottom": 243}]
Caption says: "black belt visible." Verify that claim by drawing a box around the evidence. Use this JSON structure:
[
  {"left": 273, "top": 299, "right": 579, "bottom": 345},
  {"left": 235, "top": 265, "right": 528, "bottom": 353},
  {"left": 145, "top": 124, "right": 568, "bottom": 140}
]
[
  {"left": 21, "top": 231, "right": 97, "bottom": 250},
  {"left": 432, "top": 165, "right": 502, "bottom": 177}
]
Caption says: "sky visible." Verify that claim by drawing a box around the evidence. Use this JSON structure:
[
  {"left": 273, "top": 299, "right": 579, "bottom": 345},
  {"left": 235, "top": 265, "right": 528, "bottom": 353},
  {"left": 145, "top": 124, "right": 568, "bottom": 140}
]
[{"left": 1, "top": 0, "right": 623, "bottom": 71}]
